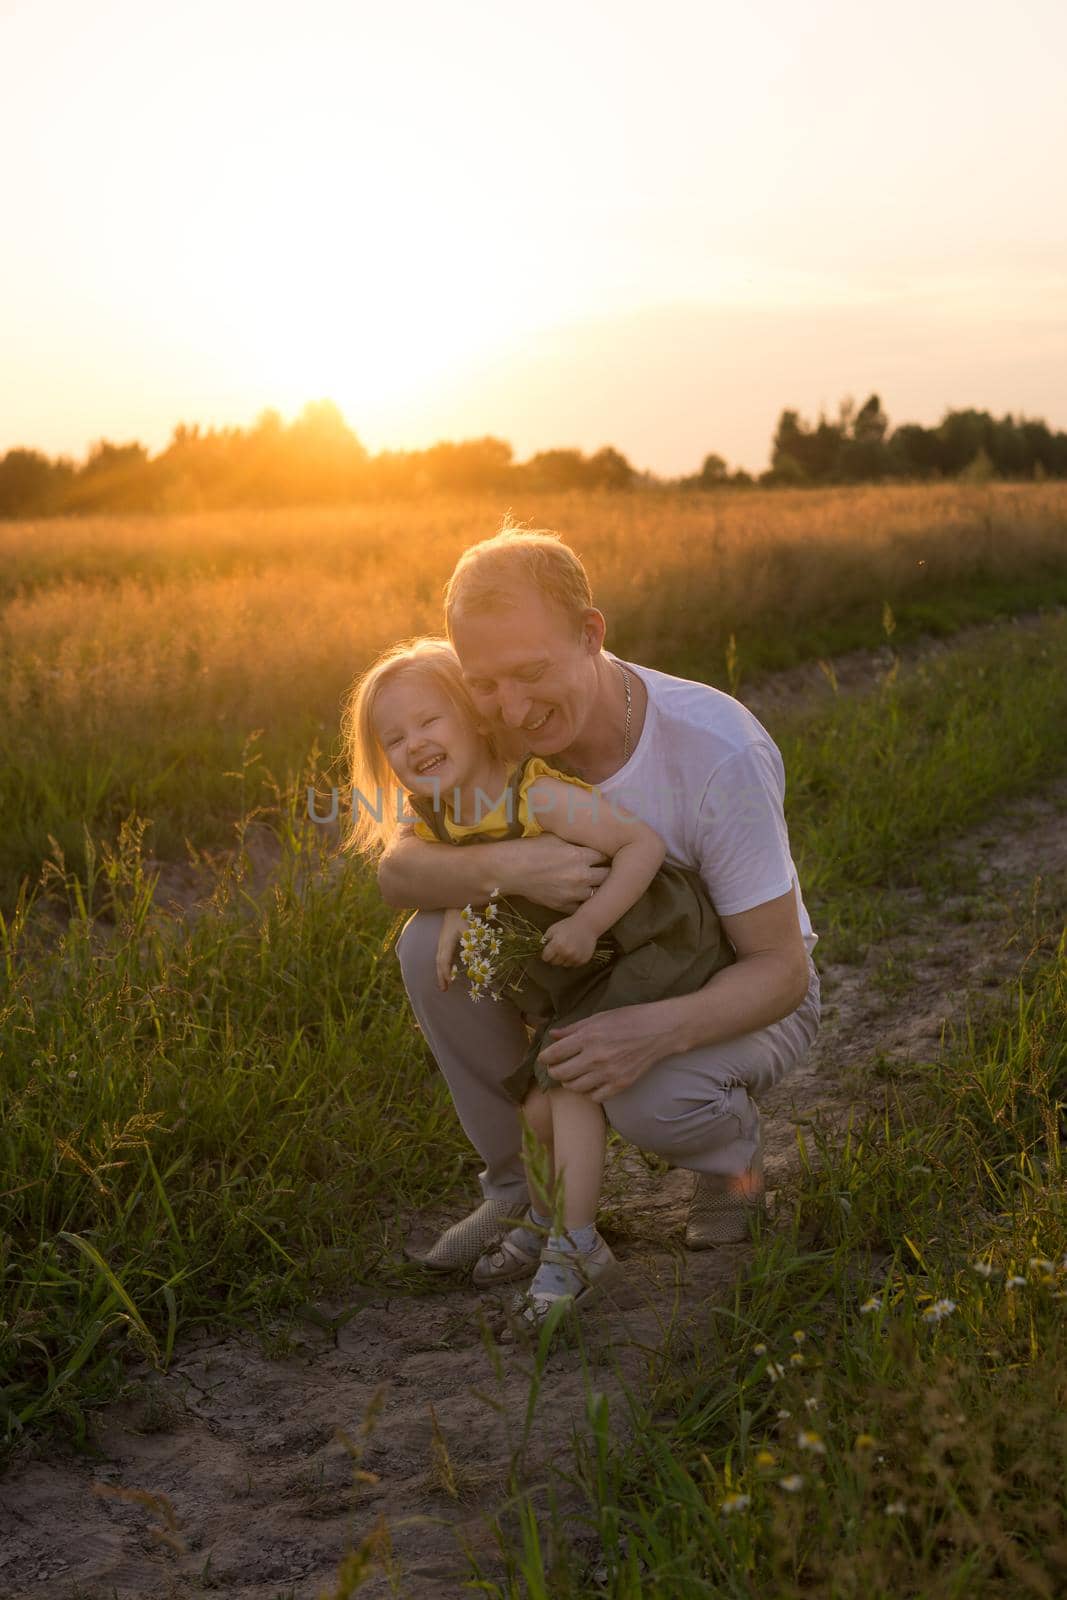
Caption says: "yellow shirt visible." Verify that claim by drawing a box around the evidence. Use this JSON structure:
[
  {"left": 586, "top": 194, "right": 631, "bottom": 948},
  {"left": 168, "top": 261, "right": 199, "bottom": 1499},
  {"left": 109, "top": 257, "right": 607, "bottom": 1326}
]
[{"left": 412, "top": 756, "right": 597, "bottom": 844}]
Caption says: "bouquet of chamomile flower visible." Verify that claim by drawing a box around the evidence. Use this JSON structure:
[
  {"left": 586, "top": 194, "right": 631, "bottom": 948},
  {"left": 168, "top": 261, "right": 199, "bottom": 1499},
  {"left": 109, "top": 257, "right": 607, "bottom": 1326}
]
[{"left": 455, "top": 889, "right": 614, "bottom": 1003}]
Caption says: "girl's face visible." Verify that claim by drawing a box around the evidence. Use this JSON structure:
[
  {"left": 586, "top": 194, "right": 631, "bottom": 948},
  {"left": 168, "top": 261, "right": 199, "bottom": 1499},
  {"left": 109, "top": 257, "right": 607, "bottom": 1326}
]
[{"left": 372, "top": 672, "right": 487, "bottom": 795}]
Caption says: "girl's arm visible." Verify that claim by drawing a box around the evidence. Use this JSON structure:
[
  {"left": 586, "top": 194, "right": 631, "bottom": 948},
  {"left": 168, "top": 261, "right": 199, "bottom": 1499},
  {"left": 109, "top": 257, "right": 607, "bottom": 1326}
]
[{"left": 527, "top": 778, "right": 666, "bottom": 964}]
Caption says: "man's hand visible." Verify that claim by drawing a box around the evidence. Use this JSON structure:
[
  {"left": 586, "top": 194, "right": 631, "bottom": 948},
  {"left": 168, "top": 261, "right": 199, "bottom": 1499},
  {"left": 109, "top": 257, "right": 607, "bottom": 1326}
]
[
  {"left": 540, "top": 914, "right": 599, "bottom": 967},
  {"left": 377, "top": 829, "right": 609, "bottom": 913},
  {"left": 508, "top": 834, "right": 611, "bottom": 912},
  {"left": 537, "top": 1003, "right": 670, "bottom": 1102},
  {"left": 435, "top": 908, "right": 467, "bottom": 991}
]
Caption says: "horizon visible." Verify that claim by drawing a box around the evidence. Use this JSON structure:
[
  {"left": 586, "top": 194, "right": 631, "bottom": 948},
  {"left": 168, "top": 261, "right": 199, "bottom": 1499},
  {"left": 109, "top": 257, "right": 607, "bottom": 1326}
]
[{"left": 2, "top": 0, "right": 1065, "bottom": 478}]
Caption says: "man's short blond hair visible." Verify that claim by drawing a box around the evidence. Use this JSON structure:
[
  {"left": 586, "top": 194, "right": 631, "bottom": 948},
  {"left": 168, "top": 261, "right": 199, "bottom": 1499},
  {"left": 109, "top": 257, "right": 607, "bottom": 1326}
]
[{"left": 444, "top": 521, "right": 593, "bottom": 638}]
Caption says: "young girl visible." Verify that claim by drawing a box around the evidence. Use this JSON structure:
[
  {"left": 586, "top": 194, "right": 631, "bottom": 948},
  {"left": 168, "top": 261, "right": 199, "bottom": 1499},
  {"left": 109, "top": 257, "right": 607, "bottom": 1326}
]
[{"left": 342, "top": 636, "right": 735, "bottom": 1327}]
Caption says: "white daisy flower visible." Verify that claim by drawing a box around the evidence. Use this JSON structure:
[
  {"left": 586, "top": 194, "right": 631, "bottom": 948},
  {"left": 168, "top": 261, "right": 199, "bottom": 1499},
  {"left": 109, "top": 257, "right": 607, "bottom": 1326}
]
[
  {"left": 921, "top": 1299, "right": 957, "bottom": 1322},
  {"left": 720, "top": 1493, "right": 751, "bottom": 1516}
]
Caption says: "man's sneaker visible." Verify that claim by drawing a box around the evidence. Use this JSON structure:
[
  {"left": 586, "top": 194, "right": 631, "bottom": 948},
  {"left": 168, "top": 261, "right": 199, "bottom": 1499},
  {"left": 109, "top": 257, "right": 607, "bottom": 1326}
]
[
  {"left": 406, "top": 1196, "right": 524, "bottom": 1273},
  {"left": 685, "top": 1142, "right": 765, "bottom": 1249}
]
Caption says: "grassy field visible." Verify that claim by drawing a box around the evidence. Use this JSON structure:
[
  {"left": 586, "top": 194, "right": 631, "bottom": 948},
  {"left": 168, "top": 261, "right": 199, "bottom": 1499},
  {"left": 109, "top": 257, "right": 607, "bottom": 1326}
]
[
  {"left": 3, "top": 600, "right": 1066, "bottom": 1457},
  {"left": 1, "top": 481, "right": 1066, "bottom": 908},
  {"left": 1, "top": 489, "right": 1066, "bottom": 1593}
]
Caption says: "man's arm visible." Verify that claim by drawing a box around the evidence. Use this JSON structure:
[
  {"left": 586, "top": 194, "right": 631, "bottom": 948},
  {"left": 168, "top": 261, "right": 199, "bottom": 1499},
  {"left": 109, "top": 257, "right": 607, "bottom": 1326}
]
[
  {"left": 650, "top": 888, "right": 811, "bottom": 1054},
  {"left": 537, "top": 889, "right": 811, "bottom": 1101},
  {"left": 376, "top": 825, "right": 611, "bottom": 912}
]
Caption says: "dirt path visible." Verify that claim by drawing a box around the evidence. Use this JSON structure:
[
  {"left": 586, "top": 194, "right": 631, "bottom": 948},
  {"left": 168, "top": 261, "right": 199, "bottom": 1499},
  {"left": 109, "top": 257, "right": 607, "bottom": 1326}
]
[{"left": 3, "top": 648, "right": 1066, "bottom": 1600}]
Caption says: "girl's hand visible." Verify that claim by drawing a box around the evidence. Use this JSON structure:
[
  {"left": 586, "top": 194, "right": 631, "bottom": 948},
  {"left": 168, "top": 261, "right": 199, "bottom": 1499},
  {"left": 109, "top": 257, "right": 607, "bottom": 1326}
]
[
  {"left": 435, "top": 908, "right": 467, "bottom": 991},
  {"left": 540, "top": 915, "right": 598, "bottom": 967}
]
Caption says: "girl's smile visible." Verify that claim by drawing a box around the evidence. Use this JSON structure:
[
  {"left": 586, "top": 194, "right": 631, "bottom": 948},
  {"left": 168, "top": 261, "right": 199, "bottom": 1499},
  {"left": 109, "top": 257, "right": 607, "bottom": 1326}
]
[{"left": 372, "top": 672, "right": 506, "bottom": 812}]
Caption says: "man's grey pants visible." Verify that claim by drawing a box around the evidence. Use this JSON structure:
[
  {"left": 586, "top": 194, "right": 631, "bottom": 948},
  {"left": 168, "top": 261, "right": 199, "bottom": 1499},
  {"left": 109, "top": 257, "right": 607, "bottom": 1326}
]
[{"left": 397, "top": 911, "right": 821, "bottom": 1203}]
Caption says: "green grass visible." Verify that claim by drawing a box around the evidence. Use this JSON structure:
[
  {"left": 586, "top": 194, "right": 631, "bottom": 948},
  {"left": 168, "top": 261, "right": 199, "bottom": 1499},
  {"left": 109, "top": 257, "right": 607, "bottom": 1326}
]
[
  {"left": 779, "top": 611, "right": 1067, "bottom": 959},
  {"left": 657, "top": 570, "right": 1067, "bottom": 688},
  {"left": 0, "top": 813, "right": 460, "bottom": 1451},
  {"left": 462, "top": 922, "right": 1067, "bottom": 1599},
  {"left": 2, "top": 612, "right": 1066, "bottom": 1464}
]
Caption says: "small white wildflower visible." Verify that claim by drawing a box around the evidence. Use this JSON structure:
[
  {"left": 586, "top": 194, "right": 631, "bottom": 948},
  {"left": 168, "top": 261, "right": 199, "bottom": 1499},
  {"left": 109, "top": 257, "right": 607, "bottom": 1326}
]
[
  {"left": 450, "top": 964, "right": 458, "bottom": 980},
  {"left": 921, "top": 1298, "right": 957, "bottom": 1322},
  {"left": 1005, "top": 1276, "right": 1027, "bottom": 1290},
  {"left": 797, "top": 1430, "right": 825, "bottom": 1455},
  {"left": 860, "top": 1296, "right": 882, "bottom": 1315},
  {"left": 804, "top": 1397, "right": 820, "bottom": 1412},
  {"left": 753, "top": 1343, "right": 768, "bottom": 1356},
  {"left": 884, "top": 1501, "right": 907, "bottom": 1517},
  {"left": 778, "top": 1474, "right": 804, "bottom": 1493},
  {"left": 792, "top": 1330, "right": 806, "bottom": 1345},
  {"left": 789, "top": 1352, "right": 805, "bottom": 1367},
  {"left": 720, "top": 1493, "right": 751, "bottom": 1516},
  {"left": 971, "top": 1260, "right": 994, "bottom": 1279},
  {"left": 462, "top": 904, "right": 474, "bottom": 920},
  {"left": 776, "top": 1409, "right": 791, "bottom": 1420},
  {"left": 766, "top": 1361, "right": 786, "bottom": 1381},
  {"left": 485, "top": 903, "right": 499, "bottom": 922},
  {"left": 489, "top": 886, "right": 501, "bottom": 898},
  {"left": 1028, "top": 1258, "right": 1055, "bottom": 1275}
]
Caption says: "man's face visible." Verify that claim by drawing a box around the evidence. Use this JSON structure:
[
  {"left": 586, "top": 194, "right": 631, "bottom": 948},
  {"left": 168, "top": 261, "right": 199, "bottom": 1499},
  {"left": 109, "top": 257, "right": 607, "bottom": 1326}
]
[{"left": 450, "top": 587, "right": 603, "bottom": 758}]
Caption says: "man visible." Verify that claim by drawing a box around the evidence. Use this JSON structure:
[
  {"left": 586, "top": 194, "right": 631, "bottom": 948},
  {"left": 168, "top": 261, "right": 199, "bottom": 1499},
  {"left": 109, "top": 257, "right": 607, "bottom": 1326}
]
[{"left": 378, "top": 525, "right": 820, "bottom": 1271}]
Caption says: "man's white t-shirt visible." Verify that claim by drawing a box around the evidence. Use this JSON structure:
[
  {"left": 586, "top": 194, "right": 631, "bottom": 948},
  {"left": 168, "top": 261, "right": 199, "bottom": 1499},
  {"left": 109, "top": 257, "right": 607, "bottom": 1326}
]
[{"left": 597, "top": 653, "right": 817, "bottom": 956}]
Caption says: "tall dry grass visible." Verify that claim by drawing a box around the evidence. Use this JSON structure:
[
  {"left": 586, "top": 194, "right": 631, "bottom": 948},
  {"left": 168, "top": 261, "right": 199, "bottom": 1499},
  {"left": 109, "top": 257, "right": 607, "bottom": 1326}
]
[
  {"left": 1, "top": 482, "right": 1064, "bottom": 897},
  {"left": 3, "top": 481, "right": 1065, "bottom": 726}
]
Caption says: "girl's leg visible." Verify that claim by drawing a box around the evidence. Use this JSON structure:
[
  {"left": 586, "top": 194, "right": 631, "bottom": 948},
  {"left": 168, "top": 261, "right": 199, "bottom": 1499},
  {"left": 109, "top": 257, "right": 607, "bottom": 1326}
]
[
  {"left": 472, "top": 1091, "right": 556, "bottom": 1285},
  {"left": 550, "top": 1086, "right": 606, "bottom": 1231},
  {"left": 522, "top": 1089, "right": 614, "bottom": 1312},
  {"left": 519, "top": 1087, "right": 555, "bottom": 1219}
]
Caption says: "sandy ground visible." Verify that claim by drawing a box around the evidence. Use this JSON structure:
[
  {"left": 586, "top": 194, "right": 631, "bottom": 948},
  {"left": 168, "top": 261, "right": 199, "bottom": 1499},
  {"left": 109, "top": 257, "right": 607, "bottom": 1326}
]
[{"left": 2, "top": 629, "right": 1066, "bottom": 1600}]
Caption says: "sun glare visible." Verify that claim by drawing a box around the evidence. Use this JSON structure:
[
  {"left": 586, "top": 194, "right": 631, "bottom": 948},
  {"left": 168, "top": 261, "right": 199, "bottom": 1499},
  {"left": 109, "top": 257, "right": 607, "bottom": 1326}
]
[{"left": 168, "top": 121, "right": 546, "bottom": 437}]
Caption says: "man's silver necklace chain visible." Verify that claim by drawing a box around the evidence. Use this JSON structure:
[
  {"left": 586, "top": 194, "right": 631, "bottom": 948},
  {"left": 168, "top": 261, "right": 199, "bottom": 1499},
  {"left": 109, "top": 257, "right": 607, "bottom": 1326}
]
[{"left": 619, "top": 663, "right": 632, "bottom": 762}]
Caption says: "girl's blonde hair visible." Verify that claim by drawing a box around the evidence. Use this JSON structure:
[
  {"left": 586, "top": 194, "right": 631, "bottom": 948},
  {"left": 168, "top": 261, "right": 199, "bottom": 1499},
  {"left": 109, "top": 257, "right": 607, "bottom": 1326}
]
[{"left": 339, "top": 635, "right": 495, "bottom": 858}]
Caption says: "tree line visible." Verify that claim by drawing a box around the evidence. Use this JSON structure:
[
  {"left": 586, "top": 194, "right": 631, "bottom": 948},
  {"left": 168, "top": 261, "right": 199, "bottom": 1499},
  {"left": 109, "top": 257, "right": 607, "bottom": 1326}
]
[{"left": 1, "top": 393, "right": 1064, "bottom": 518}]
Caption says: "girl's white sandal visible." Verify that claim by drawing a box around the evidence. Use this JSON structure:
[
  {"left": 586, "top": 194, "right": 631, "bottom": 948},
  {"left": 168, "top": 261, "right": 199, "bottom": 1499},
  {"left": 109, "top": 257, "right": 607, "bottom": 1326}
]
[{"left": 512, "top": 1236, "right": 619, "bottom": 1330}]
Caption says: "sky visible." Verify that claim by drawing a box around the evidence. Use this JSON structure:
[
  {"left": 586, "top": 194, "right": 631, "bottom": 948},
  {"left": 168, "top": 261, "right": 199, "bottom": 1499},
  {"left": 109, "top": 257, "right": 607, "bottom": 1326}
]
[{"left": 2, "top": 0, "right": 1065, "bottom": 477}]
